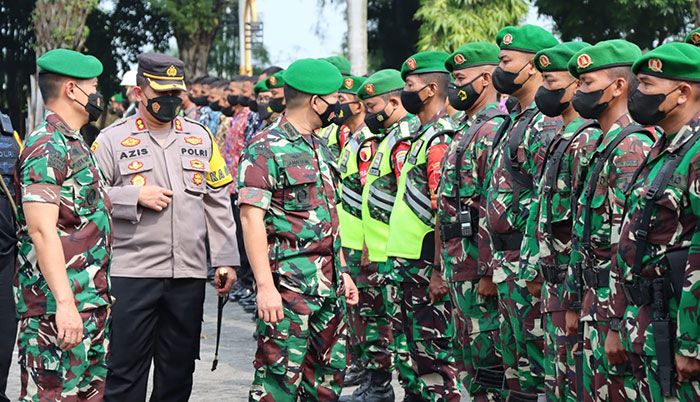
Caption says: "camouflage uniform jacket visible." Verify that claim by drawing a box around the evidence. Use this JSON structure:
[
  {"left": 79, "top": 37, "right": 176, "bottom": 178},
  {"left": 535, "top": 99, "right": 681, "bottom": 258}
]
[
  {"left": 565, "top": 114, "right": 654, "bottom": 322},
  {"left": 238, "top": 117, "right": 342, "bottom": 297},
  {"left": 438, "top": 102, "right": 509, "bottom": 283},
  {"left": 14, "top": 112, "right": 113, "bottom": 318},
  {"left": 485, "top": 103, "right": 561, "bottom": 283},
  {"left": 519, "top": 117, "right": 602, "bottom": 312},
  {"left": 615, "top": 114, "right": 700, "bottom": 359}
]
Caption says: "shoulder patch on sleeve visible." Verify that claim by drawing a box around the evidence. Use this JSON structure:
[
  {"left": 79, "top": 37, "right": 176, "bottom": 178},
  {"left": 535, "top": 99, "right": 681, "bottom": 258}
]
[{"left": 207, "top": 139, "right": 233, "bottom": 188}]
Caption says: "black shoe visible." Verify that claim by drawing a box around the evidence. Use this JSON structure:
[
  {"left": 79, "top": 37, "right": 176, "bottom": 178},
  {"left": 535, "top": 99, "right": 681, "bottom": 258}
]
[
  {"left": 228, "top": 284, "right": 244, "bottom": 302},
  {"left": 241, "top": 297, "right": 257, "bottom": 314},
  {"left": 237, "top": 288, "right": 254, "bottom": 304},
  {"left": 402, "top": 392, "right": 426, "bottom": 402},
  {"left": 343, "top": 363, "right": 368, "bottom": 387},
  {"left": 340, "top": 370, "right": 394, "bottom": 402}
]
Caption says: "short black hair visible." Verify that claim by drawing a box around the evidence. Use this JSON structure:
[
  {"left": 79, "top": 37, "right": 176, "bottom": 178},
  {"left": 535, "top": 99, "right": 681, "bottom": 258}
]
[
  {"left": 379, "top": 89, "right": 401, "bottom": 102},
  {"left": 420, "top": 72, "right": 450, "bottom": 98},
  {"left": 261, "top": 66, "right": 283, "bottom": 76},
  {"left": 283, "top": 84, "right": 311, "bottom": 108},
  {"left": 201, "top": 76, "right": 218, "bottom": 86},
  {"left": 38, "top": 72, "right": 66, "bottom": 102},
  {"left": 607, "top": 66, "right": 638, "bottom": 96}
]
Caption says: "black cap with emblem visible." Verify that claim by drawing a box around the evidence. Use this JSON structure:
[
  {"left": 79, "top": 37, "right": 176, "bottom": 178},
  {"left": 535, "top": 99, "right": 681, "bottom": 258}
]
[{"left": 137, "top": 52, "right": 187, "bottom": 92}]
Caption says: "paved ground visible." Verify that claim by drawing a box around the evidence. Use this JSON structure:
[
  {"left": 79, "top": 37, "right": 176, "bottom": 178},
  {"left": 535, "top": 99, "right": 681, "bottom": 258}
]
[{"left": 8, "top": 283, "right": 452, "bottom": 401}]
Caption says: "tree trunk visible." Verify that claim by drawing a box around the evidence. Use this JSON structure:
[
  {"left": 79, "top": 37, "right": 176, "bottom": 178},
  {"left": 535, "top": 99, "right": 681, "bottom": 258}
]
[
  {"left": 347, "top": 0, "right": 367, "bottom": 75},
  {"left": 177, "top": 30, "right": 216, "bottom": 79}
]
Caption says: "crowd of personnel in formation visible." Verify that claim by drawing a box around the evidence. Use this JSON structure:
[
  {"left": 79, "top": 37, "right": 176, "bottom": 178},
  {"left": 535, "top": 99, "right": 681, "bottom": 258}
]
[{"left": 0, "top": 20, "right": 699, "bottom": 402}]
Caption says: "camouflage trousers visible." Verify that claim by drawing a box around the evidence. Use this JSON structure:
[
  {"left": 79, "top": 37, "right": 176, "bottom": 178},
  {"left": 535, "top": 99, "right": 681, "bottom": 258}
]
[
  {"left": 356, "top": 284, "right": 393, "bottom": 371},
  {"left": 581, "top": 320, "right": 640, "bottom": 402},
  {"left": 250, "top": 288, "right": 347, "bottom": 402},
  {"left": 18, "top": 306, "right": 110, "bottom": 402},
  {"left": 496, "top": 279, "right": 544, "bottom": 395},
  {"left": 383, "top": 279, "right": 421, "bottom": 395},
  {"left": 343, "top": 248, "right": 363, "bottom": 365},
  {"left": 448, "top": 280, "right": 502, "bottom": 401},
  {"left": 400, "top": 280, "right": 461, "bottom": 402},
  {"left": 627, "top": 353, "right": 700, "bottom": 401},
  {"left": 543, "top": 311, "right": 576, "bottom": 401}
]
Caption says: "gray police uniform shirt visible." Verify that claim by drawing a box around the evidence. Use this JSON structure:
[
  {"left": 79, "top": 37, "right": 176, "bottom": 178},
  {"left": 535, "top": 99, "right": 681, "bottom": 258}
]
[{"left": 92, "top": 111, "right": 240, "bottom": 278}]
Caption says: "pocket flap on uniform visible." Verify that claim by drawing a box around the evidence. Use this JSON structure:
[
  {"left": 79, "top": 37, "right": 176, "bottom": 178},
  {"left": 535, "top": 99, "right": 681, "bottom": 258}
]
[
  {"left": 181, "top": 157, "right": 210, "bottom": 172},
  {"left": 281, "top": 166, "right": 319, "bottom": 186},
  {"left": 118, "top": 158, "right": 154, "bottom": 176}
]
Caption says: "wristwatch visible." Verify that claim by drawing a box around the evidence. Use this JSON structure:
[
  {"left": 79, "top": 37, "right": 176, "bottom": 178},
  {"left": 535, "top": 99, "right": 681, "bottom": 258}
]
[{"left": 609, "top": 317, "right": 622, "bottom": 332}]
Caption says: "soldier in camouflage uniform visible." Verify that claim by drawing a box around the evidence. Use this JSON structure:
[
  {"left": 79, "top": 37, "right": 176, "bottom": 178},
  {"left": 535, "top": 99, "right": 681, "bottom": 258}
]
[
  {"left": 357, "top": 69, "right": 421, "bottom": 399},
  {"left": 614, "top": 42, "right": 700, "bottom": 401},
  {"left": 563, "top": 40, "right": 654, "bottom": 402},
  {"left": 335, "top": 75, "right": 397, "bottom": 402},
  {"left": 239, "top": 58, "right": 359, "bottom": 402},
  {"left": 14, "top": 48, "right": 112, "bottom": 401},
  {"left": 318, "top": 56, "right": 353, "bottom": 161},
  {"left": 517, "top": 41, "right": 599, "bottom": 401},
  {"left": 485, "top": 25, "right": 560, "bottom": 399},
  {"left": 437, "top": 42, "right": 509, "bottom": 401},
  {"left": 385, "top": 51, "right": 460, "bottom": 402}
]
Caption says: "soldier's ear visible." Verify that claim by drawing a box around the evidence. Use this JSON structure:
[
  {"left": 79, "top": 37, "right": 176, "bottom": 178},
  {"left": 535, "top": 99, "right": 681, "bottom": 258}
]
[{"left": 676, "top": 83, "right": 692, "bottom": 106}]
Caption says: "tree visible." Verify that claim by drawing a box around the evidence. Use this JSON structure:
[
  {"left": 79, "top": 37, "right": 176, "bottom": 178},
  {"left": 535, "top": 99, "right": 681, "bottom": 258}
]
[
  {"left": 0, "top": 0, "right": 36, "bottom": 135},
  {"left": 151, "top": 0, "right": 235, "bottom": 78},
  {"left": 367, "top": 0, "right": 421, "bottom": 70},
  {"left": 535, "top": 0, "right": 695, "bottom": 49},
  {"left": 415, "top": 0, "right": 528, "bottom": 52}
]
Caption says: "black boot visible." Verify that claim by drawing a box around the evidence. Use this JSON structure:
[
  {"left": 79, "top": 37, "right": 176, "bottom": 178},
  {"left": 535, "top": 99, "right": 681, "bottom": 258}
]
[
  {"left": 343, "top": 362, "right": 368, "bottom": 387},
  {"left": 402, "top": 391, "right": 426, "bottom": 402},
  {"left": 339, "top": 370, "right": 394, "bottom": 402}
]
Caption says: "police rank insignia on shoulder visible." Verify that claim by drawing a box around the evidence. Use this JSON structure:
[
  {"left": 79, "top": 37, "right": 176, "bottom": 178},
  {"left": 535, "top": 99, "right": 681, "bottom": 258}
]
[
  {"left": 135, "top": 118, "right": 146, "bottom": 131},
  {"left": 175, "top": 119, "right": 183, "bottom": 131},
  {"left": 121, "top": 137, "right": 141, "bottom": 147},
  {"left": 90, "top": 141, "right": 99, "bottom": 153}
]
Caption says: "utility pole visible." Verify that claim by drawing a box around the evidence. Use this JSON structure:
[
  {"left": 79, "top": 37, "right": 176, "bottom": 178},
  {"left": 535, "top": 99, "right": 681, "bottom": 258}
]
[{"left": 346, "top": 0, "right": 367, "bottom": 75}]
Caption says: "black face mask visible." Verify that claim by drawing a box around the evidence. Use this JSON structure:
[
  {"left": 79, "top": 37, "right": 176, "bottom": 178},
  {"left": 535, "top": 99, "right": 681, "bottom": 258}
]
[
  {"left": 334, "top": 102, "right": 357, "bottom": 126},
  {"left": 191, "top": 95, "right": 209, "bottom": 106},
  {"left": 401, "top": 85, "right": 429, "bottom": 115},
  {"left": 226, "top": 94, "right": 240, "bottom": 106},
  {"left": 144, "top": 95, "right": 183, "bottom": 123},
  {"left": 257, "top": 101, "right": 274, "bottom": 121},
  {"left": 492, "top": 63, "right": 531, "bottom": 95},
  {"left": 534, "top": 81, "right": 576, "bottom": 117},
  {"left": 269, "top": 97, "right": 286, "bottom": 113},
  {"left": 249, "top": 100, "right": 259, "bottom": 111},
  {"left": 74, "top": 85, "right": 104, "bottom": 123},
  {"left": 221, "top": 106, "right": 234, "bottom": 117},
  {"left": 209, "top": 101, "right": 222, "bottom": 111},
  {"left": 628, "top": 87, "right": 679, "bottom": 126},
  {"left": 314, "top": 96, "right": 337, "bottom": 128},
  {"left": 364, "top": 103, "right": 395, "bottom": 134},
  {"left": 239, "top": 96, "right": 250, "bottom": 107},
  {"left": 572, "top": 81, "right": 615, "bottom": 120},
  {"left": 448, "top": 75, "right": 483, "bottom": 111}
]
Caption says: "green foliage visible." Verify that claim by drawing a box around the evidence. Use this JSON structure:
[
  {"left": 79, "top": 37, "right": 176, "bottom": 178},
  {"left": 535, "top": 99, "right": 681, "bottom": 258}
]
[
  {"left": 151, "top": 0, "right": 229, "bottom": 37},
  {"left": 415, "top": 0, "right": 528, "bottom": 51},
  {"left": 367, "top": 0, "right": 421, "bottom": 70},
  {"left": 535, "top": 0, "right": 696, "bottom": 49},
  {"left": 32, "top": 0, "right": 98, "bottom": 53}
]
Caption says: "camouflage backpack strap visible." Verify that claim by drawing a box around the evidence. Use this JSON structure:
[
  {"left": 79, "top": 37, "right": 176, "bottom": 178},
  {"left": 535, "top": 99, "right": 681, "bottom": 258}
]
[
  {"left": 580, "top": 124, "right": 648, "bottom": 248},
  {"left": 541, "top": 120, "right": 599, "bottom": 249},
  {"left": 504, "top": 107, "right": 539, "bottom": 214},
  {"left": 442, "top": 109, "right": 510, "bottom": 242}
]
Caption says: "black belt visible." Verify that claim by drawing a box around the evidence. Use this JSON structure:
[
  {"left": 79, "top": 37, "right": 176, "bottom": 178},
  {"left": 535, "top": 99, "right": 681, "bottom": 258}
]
[
  {"left": 582, "top": 268, "right": 610, "bottom": 289},
  {"left": 441, "top": 222, "right": 472, "bottom": 241},
  {"left": 539, "top": 263, "right": 567, "bottom": 284},
  {"left": 491, "top": 232, "right": 523, "bottom": 252}
]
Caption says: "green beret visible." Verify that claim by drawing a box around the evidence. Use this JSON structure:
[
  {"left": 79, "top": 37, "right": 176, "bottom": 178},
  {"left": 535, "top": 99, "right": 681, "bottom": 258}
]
[
  {"left": 445, "top": 42, "right": 500, "bottom": 72},
  {"left": 496, "top": 25, "right": 559, "bottom": 54},
  {"left": 338, "top": 75, "right": 366, "bottom": 95},
  {"left": 534, "top": 41, "right": 590, "bottom": 73},
  {"left": 633, "top": 42, "right": 700, "bottom": 83},
  {"left": 358, "top": 69, "right": 404, "bottom": 100},
  {"left": 254, "top": 79, "right": 269, "bottom": 95},
  {"left": 568, "top": 39, "right": 642, "bottom": 78},
  {"left": 284, "top": 58, "right": 343, "bottom": 95},
  {"left": 323, "top": 55, "right": 352, "bottom": 75},
  {"left": 685, "top": 27, "right": 700, "bottom": 46},
  {"left": 401, "top": 51, "right": 450, "bottom": 80},
  {"left": 266, "top": 71, "right": 286, "bottom": 89},
  {"left": 37, "top": 48, "right": 103, "bottom": 79}
]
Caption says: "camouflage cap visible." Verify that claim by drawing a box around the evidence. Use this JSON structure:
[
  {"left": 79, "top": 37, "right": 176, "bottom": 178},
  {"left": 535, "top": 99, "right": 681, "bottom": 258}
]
[
  {"left": 401, "top": 51, "right": 450, "bottom": 80},
  {"left": 568, "top": 39, "right": 642, "bottom": 78},
  {"left": 445, "top": 42, "right": 500, "bottom": 72},
  {"left": 137, "top": 52, "right": 186, "bottom": 91},
  {"left": 633, "top": 42, "right": 700, "bottom": 83},
  {"left": 496, "top": 24, "right": 559, "bottom": 54},
  {"left": 37, "top": 48, "right": 103, "bottom": 79},
  {"left": 357, "top": 69, "right": 404, "bottom": 100},
  {"left": 284, "top": 58, "right": 343, "bottom": 95},
  {"left": 534, "top": 41, "right": 590, "bottom": 73}
]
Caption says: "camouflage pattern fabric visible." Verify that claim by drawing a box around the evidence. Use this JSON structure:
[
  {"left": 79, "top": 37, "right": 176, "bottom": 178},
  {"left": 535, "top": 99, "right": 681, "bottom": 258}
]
[
  {"left": 356, "top": 284, "right": 392, "bottom": 371},
  {"left": 518, "top": 117, "right": 602, "bottom": 401},
  {"left": 250, "top": 289, "right": 347, "bottom": 401},
  {"left": 17, "top": 306, "right": 110, "bottom": 402},
  {"left": 343, "top": 247, "right": 363, "bottom": 367},
  {"left": 382, "top": 275, "right": 421, "bottom": 395},
  {"left": 14, "top": 112, "right": 113, "bottom": 318},
  {"left": 616, "top": 114, "right": 700, "bottom": 400}
]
